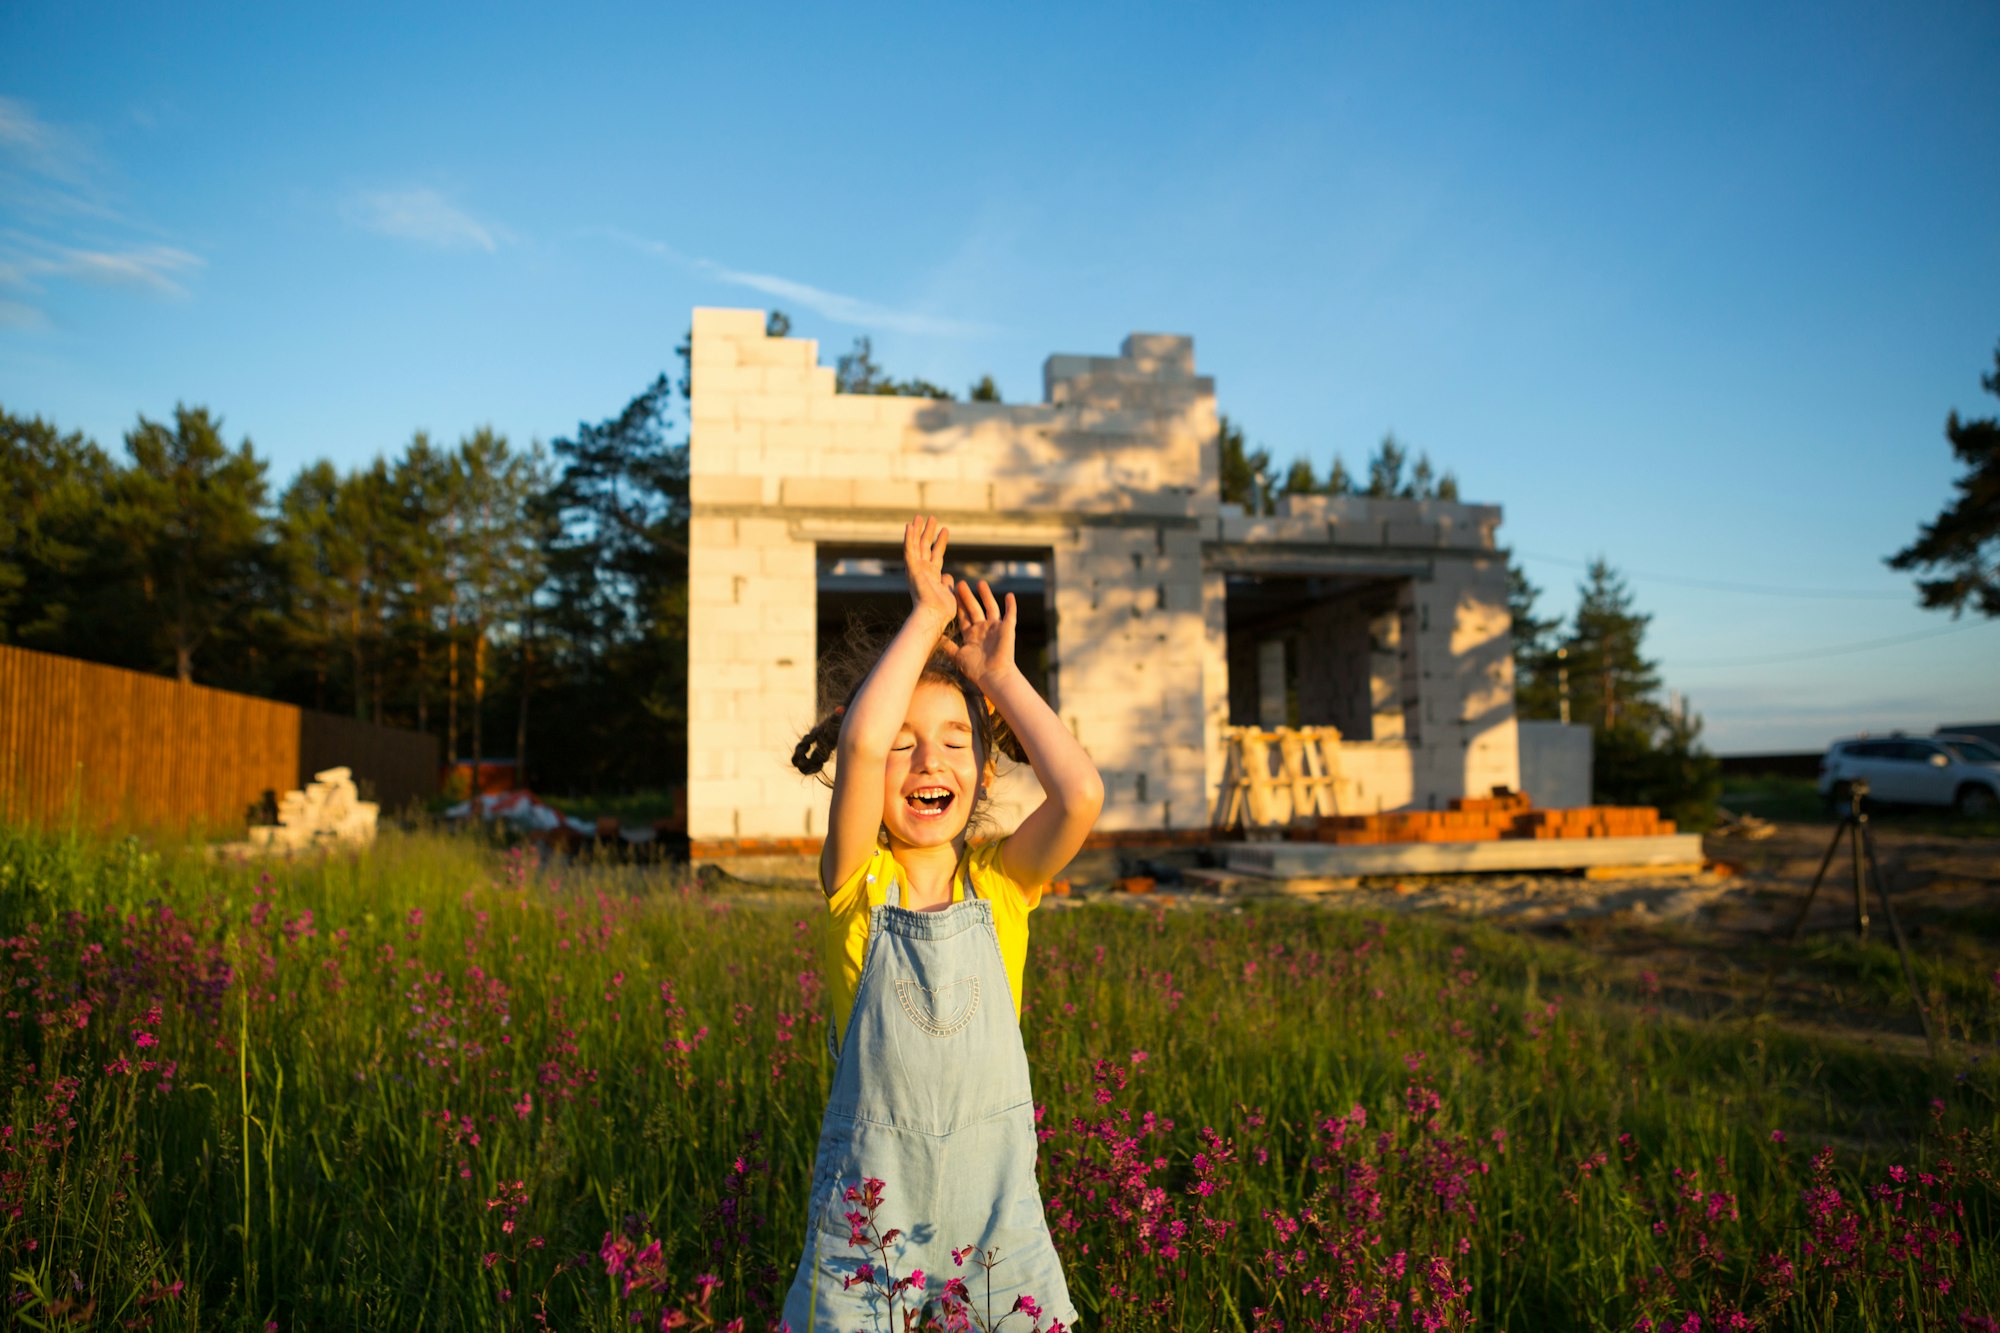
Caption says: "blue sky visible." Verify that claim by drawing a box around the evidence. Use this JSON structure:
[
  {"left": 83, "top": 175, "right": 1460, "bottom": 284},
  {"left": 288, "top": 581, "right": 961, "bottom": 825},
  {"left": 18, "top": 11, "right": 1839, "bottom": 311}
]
[{"left": 3, "top": 2, "right": 1996, "bottom": 751}]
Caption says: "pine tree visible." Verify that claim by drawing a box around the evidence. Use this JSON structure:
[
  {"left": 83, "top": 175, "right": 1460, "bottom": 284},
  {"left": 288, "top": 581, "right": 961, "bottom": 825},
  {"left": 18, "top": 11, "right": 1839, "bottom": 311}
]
[
  {"left": 1218, "top": 415, "right": 1272, "bottom": 514},
  {"left": 452, "top": 429, "right": 545, "bottom": 784},
  {"left": 0, "top": 409, "right": 111, "bottom": 648},
  {"left": 1365, "top": 435, "right": 1409, "bottom": 498},
  {"left": 115, "top": 405, "right": 270, "bottom": 683},
  {"left": 389, "top": 433, "right": 457, "bottom": 735},
  {"left": 1281, "top": 457, "right": 1320, "bottom": 496},
  {"left": 1325, "top": 456, "right": 1355, "bottom": 496},
  {"left": 1562, "top": 558, "right": 1662, "bottom": 734},
  {"left": 1887, "top": 339, "right": 2000, "bottom": 617},
  {"left": 1506, "top": 556, "right": 1564, "bottom": 721}
]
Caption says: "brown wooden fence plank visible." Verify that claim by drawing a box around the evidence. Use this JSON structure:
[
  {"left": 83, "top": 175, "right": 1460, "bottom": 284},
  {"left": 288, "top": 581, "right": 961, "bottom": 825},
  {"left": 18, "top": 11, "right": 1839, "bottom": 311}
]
[{"left": 0, "top": 644, "right": 438, "bottom": 830}]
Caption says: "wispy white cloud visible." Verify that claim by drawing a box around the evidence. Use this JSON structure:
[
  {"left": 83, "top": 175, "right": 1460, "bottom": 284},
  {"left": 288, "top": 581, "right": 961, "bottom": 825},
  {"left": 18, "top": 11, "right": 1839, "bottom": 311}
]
[
  {"left": 589, "top": 225, "right": 994, "bottom": 338},
  {"left": 0, "top": 97, "right": 201, "bottom": 329},
  {"left": 0, "top": 96, "right": 127, "bottom": 227},
  {"left": 0, "top": 233, "right": 204, "bottom": 298},
  {"left": 0, "top": 96, "right": 96, "bottom": 186},
  {"left": 344, "top": 187, "right": 507, "bottom": 252},
  {"left": 0, "top": 298, "right": 49, "bottom": 330}
]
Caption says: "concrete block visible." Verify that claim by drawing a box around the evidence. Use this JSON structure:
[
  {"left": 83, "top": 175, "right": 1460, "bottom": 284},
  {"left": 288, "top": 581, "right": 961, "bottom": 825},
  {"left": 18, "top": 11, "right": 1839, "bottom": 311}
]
[
  {"left": 735, "top": 337, "right": 818, "bottom": 370},
  {"left": 734, "top": 517, "right": 795, "bottom": 547},
  {"left": 1436, "top": 513, "right": 1482, "bottom": 548},
  {"left": 701, "top": 603, "right": 766, "bottom": 635},
  {"left": 1384, "top": 519, "right": 1440, "bottom": 547},
  {"left": 690, "top": 516, "right": 738, "bottom": 547},
  {"left": 760, "top": 545, "right": 817, "bottom": 579},
  {"left": 1330, "top": 518, "right": 1385, "bottom": 545},
  {"left": 758, "top": 447, "right": 812, "bottom": 479},
  {"left": 856, "top": 479, "right": 923, "bottom": 511},
  {"left": 693, "top": 308, "right": 769, "bottom": 341},
  {"left": 781, "top": 478, "right": 857, "bottom": 508},
  {"left": 697, "top": 423, "right": 764, "bottom": 458},
  {"left": 689, "top": 475, "right": 763, "bottom": 505},
  {"left": 762, "top": 423, "right": 830, "bottom": 456},
  {"left": 1116, "top": 489, "right": 1195, "bottom": 518},
  {"left": 688, "top": 339, "right": 740, "bottom": 370},
  {"left": 690, "top": 573, "right": 739, "bottom": 607},
  {"left": 1276, "top": 494, "right": 1329, "bottom": 520},
  {"left": 1120, "top": 333, "right": 1195, "bottom": 375},
  {"left": 693, "top": 366, "right": 763, "bottom": 396},
  {"left": 690, "top": 395, "right": 735, "bottom": 425},
  {"left": 807, "top": 365, "right": 837, "bottom": 397},
  {"left": 820, "top": 423, "right": 889, "bottom": 454},
  {"left": 920, "top": 480, "right": 993, "bottom": 512},
  {"left": 761, "top": 603, "right": 814, "bottom": 636},
  {"left": 737, "top": 394, "right": 810, "bottom": 424}
]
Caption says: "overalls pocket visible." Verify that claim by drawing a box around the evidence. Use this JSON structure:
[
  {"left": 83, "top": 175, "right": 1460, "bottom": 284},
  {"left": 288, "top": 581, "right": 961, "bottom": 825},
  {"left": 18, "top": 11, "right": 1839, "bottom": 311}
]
[{"left": 893, "top": 975, "right": 981, "bottom": 1038}]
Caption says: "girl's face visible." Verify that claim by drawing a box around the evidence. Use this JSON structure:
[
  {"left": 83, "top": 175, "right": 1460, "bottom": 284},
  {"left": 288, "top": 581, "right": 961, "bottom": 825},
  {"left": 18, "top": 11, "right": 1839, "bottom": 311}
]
[{"left": 881, "top": 680, "right": 984, "bottom": 850}]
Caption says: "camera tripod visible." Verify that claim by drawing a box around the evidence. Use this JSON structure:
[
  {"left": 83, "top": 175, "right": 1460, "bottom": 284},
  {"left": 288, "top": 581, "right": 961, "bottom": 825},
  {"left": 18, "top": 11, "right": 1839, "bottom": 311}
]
[{"left": 1773, "top": 778, "right": 1934, "bottom": 1048}]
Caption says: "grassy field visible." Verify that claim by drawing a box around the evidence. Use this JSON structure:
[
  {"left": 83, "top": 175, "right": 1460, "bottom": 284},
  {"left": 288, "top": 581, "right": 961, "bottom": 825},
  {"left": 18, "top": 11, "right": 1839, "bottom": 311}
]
[{"left": 0, "top": 826, "right": 1994, "bottom": 1331}]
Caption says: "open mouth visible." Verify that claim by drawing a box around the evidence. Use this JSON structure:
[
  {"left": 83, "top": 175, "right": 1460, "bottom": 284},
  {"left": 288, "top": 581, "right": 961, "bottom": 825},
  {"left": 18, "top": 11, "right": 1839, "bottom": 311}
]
[{"left": 904, "top": 786, "right": 956, "bottom": 818}]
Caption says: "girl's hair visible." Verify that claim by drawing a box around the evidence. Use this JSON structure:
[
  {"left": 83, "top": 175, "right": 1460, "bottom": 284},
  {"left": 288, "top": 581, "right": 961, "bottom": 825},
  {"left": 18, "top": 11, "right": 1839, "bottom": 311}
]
[{"left": 792, "top": 621, "right": 1024, "bottom": 839}]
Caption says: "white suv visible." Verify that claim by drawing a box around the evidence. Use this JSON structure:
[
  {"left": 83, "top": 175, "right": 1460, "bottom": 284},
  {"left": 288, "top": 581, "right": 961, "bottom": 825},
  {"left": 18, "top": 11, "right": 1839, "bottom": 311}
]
[{"left": 1818, "top": 735, "right": 2000, "bottom": 817}]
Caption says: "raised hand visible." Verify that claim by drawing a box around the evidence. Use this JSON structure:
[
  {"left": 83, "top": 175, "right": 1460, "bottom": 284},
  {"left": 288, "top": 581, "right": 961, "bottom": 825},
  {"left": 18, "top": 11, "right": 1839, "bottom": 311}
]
[
  {"left": 904, "top": 515, "right": 956, "bottom": 624},
  {"left": 951, "top": 577, "right": 1018, "bottom": 688}
]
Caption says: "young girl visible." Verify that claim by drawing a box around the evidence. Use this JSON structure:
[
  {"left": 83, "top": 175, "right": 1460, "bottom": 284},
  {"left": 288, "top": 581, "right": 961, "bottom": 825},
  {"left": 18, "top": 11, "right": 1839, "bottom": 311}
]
[{"left": 782, "top": 516, "right": 1102, "bottom": 1331}]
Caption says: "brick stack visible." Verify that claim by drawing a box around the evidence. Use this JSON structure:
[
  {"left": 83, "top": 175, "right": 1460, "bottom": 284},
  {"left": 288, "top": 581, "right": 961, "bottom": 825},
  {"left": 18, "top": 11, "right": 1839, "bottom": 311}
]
[{"left": 1306, "top": 789, "right": 1674, "bottom": 845}]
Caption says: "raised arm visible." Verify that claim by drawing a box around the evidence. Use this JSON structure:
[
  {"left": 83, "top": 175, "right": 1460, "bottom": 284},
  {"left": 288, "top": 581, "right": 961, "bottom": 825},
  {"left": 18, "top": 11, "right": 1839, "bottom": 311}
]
[
  {"left": 819, "top": 517, "right": 958, "bottom": 896},
  {"left": 950, "top": 579, "right": 1105, "bottom": 888}
]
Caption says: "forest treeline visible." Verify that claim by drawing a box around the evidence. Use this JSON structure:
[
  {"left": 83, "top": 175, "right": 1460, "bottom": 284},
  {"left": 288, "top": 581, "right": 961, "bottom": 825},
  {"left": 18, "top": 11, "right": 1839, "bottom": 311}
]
[
  {"left": 5, "top": 320, "right": 1713, "bottom": 816},
  {"left": 2, "top": 367, "right": 688, "bottom": 796}
]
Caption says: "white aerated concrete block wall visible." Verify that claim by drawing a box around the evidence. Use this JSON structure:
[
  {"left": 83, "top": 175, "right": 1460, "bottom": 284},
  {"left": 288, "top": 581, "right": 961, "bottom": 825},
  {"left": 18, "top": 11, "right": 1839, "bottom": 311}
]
[{"left": 687, "top": 308, "right": 1520, "bottom": 843}]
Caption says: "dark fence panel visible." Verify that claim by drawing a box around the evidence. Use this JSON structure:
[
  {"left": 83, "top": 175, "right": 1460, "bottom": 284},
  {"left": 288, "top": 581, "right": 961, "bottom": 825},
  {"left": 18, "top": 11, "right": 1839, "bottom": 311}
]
[
  {"left": 1716, "top": 751, "right": 1824, "bottom": 780},
  {"left": 0, "top": 643, "right": 438, "bottom": 829}
]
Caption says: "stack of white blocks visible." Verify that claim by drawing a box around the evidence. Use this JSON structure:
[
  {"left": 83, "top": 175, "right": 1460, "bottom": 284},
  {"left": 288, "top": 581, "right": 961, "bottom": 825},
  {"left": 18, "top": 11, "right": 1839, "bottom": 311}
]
[{"left": 247, "top": 767, "right": 380, "bottom": 850}]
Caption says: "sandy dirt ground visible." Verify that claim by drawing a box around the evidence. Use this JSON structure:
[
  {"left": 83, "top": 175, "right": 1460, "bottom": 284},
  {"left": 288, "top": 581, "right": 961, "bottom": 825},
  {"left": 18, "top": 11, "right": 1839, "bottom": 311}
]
[{"left": 1053, "top": 822, "right": 2000, "bottom": 1056}]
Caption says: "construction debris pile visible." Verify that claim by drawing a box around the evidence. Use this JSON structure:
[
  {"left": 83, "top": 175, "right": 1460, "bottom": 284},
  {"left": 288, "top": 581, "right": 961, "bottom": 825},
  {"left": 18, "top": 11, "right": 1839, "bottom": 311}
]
[
  {"left": 210, "top": 767, "right": 380, "bottom": 858},
  {"left": 256, "top": 767, "right": 379, "bottom": 849},
  {"left": 1302, "top": 789, "right": 1677, "bottom": 845}
]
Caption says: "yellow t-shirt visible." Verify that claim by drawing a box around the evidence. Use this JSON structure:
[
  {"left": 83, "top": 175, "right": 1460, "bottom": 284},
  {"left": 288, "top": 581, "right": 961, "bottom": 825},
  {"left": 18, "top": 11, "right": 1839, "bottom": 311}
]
[{"left": 822, "top": 839, "right": 1044, "bottom": 1051}]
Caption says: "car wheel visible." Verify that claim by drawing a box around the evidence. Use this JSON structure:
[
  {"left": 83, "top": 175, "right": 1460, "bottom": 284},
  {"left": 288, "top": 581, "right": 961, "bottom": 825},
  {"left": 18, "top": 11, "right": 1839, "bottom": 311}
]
[{"left": 1955, "top": 784, "right": 2000, "bottom": 819}]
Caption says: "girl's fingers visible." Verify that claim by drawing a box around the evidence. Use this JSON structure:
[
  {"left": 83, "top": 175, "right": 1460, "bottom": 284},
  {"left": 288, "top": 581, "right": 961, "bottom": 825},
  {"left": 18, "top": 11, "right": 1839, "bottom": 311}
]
[
  {"left": 979, "top": 579, "right": 1001, "bottom": 621},
  {"left": 1003, "top": 590, "right": 1017, "bottom": 624},
  {"left": 955, "top": 579, "right": 982, "bottom": 621}
]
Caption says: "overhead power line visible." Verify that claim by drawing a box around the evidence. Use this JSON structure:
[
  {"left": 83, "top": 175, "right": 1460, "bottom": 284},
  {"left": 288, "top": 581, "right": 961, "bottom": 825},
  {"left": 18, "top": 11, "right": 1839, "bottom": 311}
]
[
  {"left": 1670, "top": 619, "right": 1995, "bottom": 669},
  {"left": 1514, "top": 549, "right": 1910, "bottom": 601}
]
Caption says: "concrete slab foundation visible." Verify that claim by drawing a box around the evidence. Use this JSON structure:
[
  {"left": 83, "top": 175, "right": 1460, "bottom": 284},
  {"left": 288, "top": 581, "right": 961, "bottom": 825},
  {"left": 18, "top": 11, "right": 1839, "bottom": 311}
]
[{"left": 1224, "top": 834, "right": 1706, "bottom": 878}]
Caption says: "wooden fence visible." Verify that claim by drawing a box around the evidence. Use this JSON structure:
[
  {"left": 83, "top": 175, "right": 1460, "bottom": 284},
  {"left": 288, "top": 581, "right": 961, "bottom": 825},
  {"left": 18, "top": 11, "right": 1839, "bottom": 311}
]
[{"left": 0, "top": 643, "right": 440, "bottom": 829}]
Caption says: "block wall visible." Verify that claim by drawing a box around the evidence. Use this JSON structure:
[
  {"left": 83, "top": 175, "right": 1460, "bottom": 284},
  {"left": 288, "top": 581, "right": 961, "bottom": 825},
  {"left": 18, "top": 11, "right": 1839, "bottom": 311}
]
[{"left": 1204, "top": 493, "right": 1521, "bottom": 810}]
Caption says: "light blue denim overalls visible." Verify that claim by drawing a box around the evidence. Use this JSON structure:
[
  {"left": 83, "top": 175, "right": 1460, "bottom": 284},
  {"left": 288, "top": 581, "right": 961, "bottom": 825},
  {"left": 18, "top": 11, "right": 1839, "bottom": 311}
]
[{"left": 782, "top": 871, "right": 1077, "bottom": 1332}]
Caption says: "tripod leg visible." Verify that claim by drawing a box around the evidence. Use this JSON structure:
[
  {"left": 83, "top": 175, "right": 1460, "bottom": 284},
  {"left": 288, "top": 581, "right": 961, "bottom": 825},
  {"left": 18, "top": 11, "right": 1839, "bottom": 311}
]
[
  {"left": 1859, "top": 821, "right": 1937, "bottom": 1052},
  {"left": 1783, "top": 818, "right": 1846, "bottom": 944},
  {"left": 1850, "top": 813, "right": 1870, "bottom": 938}
]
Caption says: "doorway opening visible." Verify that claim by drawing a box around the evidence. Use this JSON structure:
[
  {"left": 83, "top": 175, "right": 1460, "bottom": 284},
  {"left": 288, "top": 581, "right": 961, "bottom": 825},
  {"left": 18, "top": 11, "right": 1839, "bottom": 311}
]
[
  {"left": 1221, "top": 571, "right": 1418, "bottom": 742},
  {"left": 814, "top": 545, "right": 1054, "bottom": 710}
]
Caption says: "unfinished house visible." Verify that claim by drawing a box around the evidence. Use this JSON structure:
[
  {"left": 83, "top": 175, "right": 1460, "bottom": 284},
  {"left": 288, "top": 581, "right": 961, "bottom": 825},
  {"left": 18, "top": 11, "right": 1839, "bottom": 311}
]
[{"left": 685, "top": 307, "right": 1534, "bottom": 855}]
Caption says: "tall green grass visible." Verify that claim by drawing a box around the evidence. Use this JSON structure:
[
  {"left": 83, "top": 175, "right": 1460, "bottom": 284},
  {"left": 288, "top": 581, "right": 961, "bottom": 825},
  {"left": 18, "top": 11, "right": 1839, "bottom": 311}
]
[{"left": 0, "top": 826, "right": 1992, "bottom": 1330}]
